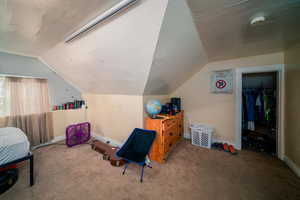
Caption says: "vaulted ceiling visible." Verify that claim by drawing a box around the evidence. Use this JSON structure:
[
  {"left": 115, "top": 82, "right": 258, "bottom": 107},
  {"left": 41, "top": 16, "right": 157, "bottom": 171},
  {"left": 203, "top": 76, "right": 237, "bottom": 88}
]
[
  {"left": 0, "top": 0, "right": 121, "bottom": 55},
  {"left": 144, "top": 0, "right": 208, "bottom": 95},
  {"left": 186, "top": 0, "right": 300, "bottom": 61},
  {"left": 0, "top": 0, "right": 300, "bottom": 95},
  {"left": 41, "top": 0, "right": 168, "bottom": 94},
  {"left": 0, "top": 0, "right": 169, "bottom": 94}
]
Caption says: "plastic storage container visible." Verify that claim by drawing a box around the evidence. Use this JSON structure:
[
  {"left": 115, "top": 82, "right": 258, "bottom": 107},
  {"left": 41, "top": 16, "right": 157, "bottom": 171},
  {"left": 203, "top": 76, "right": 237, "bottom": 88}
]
[{"left": 190, "top": 124, "right": 214, "bottom": 149}]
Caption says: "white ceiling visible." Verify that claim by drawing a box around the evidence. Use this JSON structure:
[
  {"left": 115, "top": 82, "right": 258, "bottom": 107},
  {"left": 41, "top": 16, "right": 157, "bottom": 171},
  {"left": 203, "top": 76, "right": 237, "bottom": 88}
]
[
  {"left": 186, "top": 0, "right": 300, "bottom": 61},
  {"left": 0, "top": 0, "right": 120, "bottom": 55},
  {"left": 0, "top": 0, "right": 300, "bottom": 95}
]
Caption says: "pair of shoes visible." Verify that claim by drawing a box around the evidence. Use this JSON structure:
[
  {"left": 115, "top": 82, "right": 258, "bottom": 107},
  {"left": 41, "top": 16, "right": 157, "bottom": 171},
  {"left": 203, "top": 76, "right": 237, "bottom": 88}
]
[
  {"left": 223, "top": 143, "right": 237, "bottom": 155},
  {"left": 228, "top": 145, "right": 237, "bottom": 155},
  {"left": 223, "top": 143, "right": 229, "bottom": 152},
  {"left": 212, "top": 142, "right": 223, "bottom": 150}
]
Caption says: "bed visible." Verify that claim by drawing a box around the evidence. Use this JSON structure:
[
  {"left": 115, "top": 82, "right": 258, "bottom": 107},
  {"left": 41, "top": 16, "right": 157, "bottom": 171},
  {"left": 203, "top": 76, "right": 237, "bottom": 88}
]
[{"left": 0, "top": 127, "right": 34, "bottom": 186}]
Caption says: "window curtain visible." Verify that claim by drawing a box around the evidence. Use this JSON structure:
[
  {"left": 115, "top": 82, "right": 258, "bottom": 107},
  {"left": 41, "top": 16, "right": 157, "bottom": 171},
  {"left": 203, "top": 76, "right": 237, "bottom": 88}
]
[
  {"left": 0, "top": 77, "right": 54, "bottom": 146},
  {"left": 0, "top": 77, "right": 10, "bottom": 117}
]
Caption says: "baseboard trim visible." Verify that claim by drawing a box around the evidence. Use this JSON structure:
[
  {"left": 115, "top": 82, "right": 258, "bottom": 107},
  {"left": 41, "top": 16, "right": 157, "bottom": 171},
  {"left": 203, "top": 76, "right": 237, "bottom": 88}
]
[
  {"left": 183, "top": 132, "right": 191, "bottom": 139},
  {"left": 32, "top": 133, "right": 123, "bottom": 150},
  {"left": 284, "top": 156, "right": 300, "bottom": 178},
  {"left": 184, "top": 133, "right": 238, "bottom": 149},
  {"left": 212, "top": 139, "right": 238, "bottom": 149},
  {"left": 31, "top": 135, "right": 65, "bottom": 150},
  {"left": 91, "top": 132, "right": 122, "bottom": 147},
  {"left": 183, "top": 133, "right": 240, "bottom": 151},
  {"left": 52, "top": 135, "right": 65, "bottom": 143}
]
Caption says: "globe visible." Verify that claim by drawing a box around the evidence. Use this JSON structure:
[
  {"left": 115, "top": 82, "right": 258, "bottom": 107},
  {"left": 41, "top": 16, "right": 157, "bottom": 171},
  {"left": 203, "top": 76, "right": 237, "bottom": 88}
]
[{"left": 146, "top": 100, "right": 162, "bottom": 118}]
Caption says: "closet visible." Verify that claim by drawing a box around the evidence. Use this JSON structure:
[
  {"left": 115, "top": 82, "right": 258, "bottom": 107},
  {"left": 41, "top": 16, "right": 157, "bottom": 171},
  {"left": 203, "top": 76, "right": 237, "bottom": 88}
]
[{"left": 242, "top": 72, "right": 277, "bottom": 155}]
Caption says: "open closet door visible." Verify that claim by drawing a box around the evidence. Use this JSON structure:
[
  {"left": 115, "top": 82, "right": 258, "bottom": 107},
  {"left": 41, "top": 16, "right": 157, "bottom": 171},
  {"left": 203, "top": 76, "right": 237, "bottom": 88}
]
[{"left": 241, "top": 72, "right": 277, "bottom": 156}]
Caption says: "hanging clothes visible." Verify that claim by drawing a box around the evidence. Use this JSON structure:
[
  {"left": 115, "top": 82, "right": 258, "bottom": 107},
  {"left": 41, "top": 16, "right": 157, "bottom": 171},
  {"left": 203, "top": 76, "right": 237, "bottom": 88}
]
[
  {"left": 247, "top": 121, "right": 255, "bottom": 131},
  {"left": 242, "top": 88, "right": 276, "bottom": 131},
  {"left": 256, "top": 93, "right": 264, "bottom": 121},
  {"left": 246, "top": 93, "right": 255, "bottom": 131},
  {"left": 242, "top": 93, "right": 248, "bottom": 130},
  {"left": 256, "top": 93, "right": 262, "bottom": 106},
  {"left": 263, "top": 93, "right": 271, "bottom": 121}
]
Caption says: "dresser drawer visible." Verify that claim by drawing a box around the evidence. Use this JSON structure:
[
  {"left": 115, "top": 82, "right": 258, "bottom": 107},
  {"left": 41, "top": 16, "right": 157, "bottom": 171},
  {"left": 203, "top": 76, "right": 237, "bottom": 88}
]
[
  {"left": 163, "top": 126, "right": 177, "bottom": 141},
  {"left": 163, "top": 119, "right": 177, "bottom": 130},
  {"left": 163, "top": 126, "right": 177, "bottom": 152},
  {"left": 178, "top": 123, "right": 183, "bottom": 137},
  {"left": 164, "top": 137, "right": 175, "bottom": 154}
]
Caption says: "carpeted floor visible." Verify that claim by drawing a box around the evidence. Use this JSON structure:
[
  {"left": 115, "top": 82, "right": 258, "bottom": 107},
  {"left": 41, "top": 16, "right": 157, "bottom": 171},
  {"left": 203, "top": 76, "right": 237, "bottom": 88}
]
[{"left": 1, "top": 140, "right": 300, "bottom": 200}]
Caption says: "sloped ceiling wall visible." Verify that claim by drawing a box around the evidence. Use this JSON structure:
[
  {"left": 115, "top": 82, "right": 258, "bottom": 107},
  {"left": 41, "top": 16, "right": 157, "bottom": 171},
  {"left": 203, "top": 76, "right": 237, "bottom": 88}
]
[
  {"left": 144, "top": 0, "right": 208, "bottom": 95},
  {"left": 41, "top": 0, "right": 169, "bottom": 95},
  {"left": 0, "top": 0, "right": 121, "bottom": 55}
]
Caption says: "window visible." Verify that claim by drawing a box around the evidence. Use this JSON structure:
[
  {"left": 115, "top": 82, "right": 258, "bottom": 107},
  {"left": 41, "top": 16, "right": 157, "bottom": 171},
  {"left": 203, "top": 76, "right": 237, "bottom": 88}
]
[
  {"left": 0, "top": 76, "right": 53, "bottom": 145},
  {"left": 0, "top": 77, "right": 10, "bottom": 117}
]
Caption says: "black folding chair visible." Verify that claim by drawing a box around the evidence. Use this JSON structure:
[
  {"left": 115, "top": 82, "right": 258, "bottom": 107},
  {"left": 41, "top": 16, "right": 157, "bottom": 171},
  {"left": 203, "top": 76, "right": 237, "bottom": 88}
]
[{"left": 116, "top": 128, "right": 156, "bottom": 182}]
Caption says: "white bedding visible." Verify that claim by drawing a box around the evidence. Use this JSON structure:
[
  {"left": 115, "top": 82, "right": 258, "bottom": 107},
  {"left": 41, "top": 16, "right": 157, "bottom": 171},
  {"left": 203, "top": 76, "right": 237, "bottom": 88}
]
[{"left": 0, "top": 127, "right": 30, "bottom": 165}]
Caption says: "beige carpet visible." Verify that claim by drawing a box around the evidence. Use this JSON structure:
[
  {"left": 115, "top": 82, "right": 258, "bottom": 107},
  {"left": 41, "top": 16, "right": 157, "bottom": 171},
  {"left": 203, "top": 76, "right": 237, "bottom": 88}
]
[{"left": 1, "top": 140, "right": 300, "bottom": 200}]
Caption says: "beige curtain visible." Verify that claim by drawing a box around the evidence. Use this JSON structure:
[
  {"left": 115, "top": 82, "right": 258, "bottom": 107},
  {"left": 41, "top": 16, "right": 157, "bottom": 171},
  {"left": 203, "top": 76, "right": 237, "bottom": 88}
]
[
  {"left": 0, "top": 77, "right": 10, "bottom": 117},
  {"left": 1, "top": 77, "right": 54, "bottom": 146}
]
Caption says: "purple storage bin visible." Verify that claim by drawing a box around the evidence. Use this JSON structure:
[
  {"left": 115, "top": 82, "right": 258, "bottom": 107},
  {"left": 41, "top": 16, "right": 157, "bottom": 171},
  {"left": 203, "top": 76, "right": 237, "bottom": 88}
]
[{"left": 66, "top": 122, "right": 91, "bottom": 147}]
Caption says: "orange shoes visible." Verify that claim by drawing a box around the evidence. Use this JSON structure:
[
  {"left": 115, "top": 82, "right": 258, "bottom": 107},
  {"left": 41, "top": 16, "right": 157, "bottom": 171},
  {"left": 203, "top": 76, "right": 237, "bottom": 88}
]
[
  {"left": 228, "top": 145, "right": 237, "bottom": 155},
  {"left": 223, "top": 143, "right": 237, "bottom": 155},
  {"left": 223, "top": 143, "right": 229, "bottom": 152}
]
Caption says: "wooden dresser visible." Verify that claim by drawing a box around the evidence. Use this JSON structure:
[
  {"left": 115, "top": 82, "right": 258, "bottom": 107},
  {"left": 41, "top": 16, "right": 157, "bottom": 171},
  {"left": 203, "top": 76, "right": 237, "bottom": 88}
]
[{"left": 145, "top": 111, "right": 184, "bottom": 163}]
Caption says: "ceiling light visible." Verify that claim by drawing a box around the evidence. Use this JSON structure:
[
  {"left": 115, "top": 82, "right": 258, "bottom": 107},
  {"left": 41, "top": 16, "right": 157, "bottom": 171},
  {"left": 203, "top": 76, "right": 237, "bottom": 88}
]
[
  {"left": 65, "top": 0, "right": 139, "bottom": 43},
  {"left": 250, "top": 16, "right": 266, "bottom": 26}
]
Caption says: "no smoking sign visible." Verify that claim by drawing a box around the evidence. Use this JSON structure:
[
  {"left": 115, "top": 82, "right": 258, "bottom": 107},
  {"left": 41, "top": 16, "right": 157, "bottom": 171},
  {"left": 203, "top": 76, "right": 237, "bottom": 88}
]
[
  {"left": 211, "top": 70, "right": 233, "bottom": 93},
  {"left": 215, "top": 80, "right": 227, "bottom": 89}
]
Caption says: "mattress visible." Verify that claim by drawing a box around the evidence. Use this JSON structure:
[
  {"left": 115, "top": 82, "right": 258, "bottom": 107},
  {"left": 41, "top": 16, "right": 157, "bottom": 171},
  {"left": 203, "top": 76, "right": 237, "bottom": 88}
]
[{"left": 0, "top": 127, "right": 30, "bottom": 165}]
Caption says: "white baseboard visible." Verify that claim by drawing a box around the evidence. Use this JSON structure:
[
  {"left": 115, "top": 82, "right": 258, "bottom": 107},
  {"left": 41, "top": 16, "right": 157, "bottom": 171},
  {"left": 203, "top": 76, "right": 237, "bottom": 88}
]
[
  {"left": 91, "top": 132, "right": 122, "bottom": 147},
  {"left": 284, "top": 156, "right": 300, "bottom": 178},
  {"left": 183, "top": 132, "right": 191, "bottom": 139},
  {"left": 212, "top": 139, "right": 238, "bottom": 149},
  {"left": 31, "top": 135, "right": 65, "bottom": 150},
  {"left": 184, "top": 132, "right": 238, "bottom": 149},
  {"left": 32, "top": 133, "right": 123, "bottom": 150},
  {"left": 52, "top": 135, "right": 65, "bottom": 143},
  {"left": 34, "top": 134, "right": 238, "bottom": 152}
]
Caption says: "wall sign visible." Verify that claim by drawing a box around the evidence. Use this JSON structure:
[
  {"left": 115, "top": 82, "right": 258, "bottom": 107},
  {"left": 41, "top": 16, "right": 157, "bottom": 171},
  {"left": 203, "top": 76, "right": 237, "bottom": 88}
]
[{"left": 211, "top": 70, "right": 233, "bottom": 93}]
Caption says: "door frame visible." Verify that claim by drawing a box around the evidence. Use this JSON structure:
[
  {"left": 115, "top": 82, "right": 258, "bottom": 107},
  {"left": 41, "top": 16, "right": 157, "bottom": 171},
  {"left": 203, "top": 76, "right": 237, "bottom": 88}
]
[{"left": 235, "top": 64, "right": 285, "bottom": 160}]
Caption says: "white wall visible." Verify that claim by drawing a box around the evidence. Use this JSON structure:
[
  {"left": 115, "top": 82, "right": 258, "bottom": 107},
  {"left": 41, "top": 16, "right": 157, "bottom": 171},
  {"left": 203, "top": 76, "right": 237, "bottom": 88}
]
[
  {"left": 83, "top": 94, "right": 144, "bottom": 143},
  {"left": 284, "top": 43, "right": 300, "bottom": 169},
  {"left": 171, "top": 52, "right": 284, "bottom": 144},
  {"left": 52, "top": 109, "right": 86, "bottom": 137}
]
